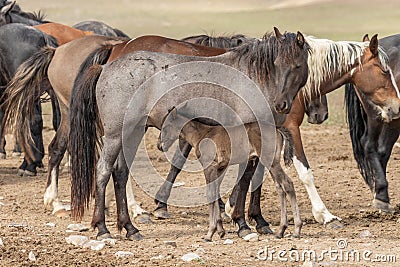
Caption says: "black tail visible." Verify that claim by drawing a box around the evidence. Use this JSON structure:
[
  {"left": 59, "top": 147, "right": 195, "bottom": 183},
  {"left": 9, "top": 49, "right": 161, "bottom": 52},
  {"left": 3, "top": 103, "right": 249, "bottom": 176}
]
[
  {"left": 345, "top": 83, "right": 374, "bottom": 189},
  {"left": 69, "top": 63, "right": 106, "bottom": 220},
  {"left": 277, "top": 126, "right": 294, "bottom": 167},
  {"left": 2, "top": 46, "right": 56, "bottom": 162}
]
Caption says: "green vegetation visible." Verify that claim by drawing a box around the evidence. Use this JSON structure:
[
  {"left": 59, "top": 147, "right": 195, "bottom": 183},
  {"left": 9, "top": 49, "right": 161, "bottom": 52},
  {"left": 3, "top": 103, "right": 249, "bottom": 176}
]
[{"left": 18, "top": 0, "right": 400, "bottom": 125}]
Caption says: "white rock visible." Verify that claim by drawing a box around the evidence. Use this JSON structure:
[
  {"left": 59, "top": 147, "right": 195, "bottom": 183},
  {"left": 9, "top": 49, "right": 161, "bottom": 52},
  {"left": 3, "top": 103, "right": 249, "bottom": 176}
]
[
  {"left": 181, "top": 252, "right": 201, "bottom": 262},
  {"left": 150, "top": 254, "right": 164, "bottom": 260},
  {"left": 243, "top": 233, "right": 259, "bottom": 242},
  {"left": 0, "top": 237, "right": 4, "bottom": 246},
  {"left": 65, "top": 235, "right": 89, "bottom": 247},
  {"left": 359, "top": 230, "right": 372, "bottom": 238},
  {"left": 195, "top": 247, "right": 206, "bottom": 254},
  {"left": 45, "top": 222, "right": 56, "bottom": 227},
  {"left": 103, "top": 238, "right": 117, "bottom": 246},
  {"left": 223, "top": 239, "right": 234, "bottom": 245},
  {"left": 172, "top": 181, "right": 185, "bottom": 188},
  {"left": 0, "top": 196, "right": 3, "bottom": 200},
  {"left": 83, "top": 240, "right": 105, "bottom": 251},
  {"left": 28, "top": 251, "right": 36, "bottom": 261},
  {"left": 67, "top": 223, "right": 89, "bottom": 232},
  {"left": 115, "top": 251, "right": 134, "bottom": 258}
]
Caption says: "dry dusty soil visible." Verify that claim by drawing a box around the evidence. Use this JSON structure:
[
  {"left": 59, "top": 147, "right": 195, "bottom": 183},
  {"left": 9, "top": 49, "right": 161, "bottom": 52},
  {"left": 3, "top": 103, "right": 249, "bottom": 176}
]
[{"left": 1, "top": 124, "right": 400, "bottom": 266}]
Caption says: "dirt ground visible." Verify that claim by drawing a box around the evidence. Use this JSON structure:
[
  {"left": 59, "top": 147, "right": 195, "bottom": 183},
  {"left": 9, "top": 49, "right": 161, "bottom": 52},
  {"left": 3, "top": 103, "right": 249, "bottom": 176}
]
[{"left": 1, "top": 122, "right": 400, "bottom": 266}]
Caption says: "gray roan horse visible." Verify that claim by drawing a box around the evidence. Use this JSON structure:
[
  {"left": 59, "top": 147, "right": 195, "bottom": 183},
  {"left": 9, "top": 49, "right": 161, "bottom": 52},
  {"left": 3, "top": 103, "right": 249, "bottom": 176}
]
[{"left": 69, "top": 30, "right": 310, "bottom": 240}]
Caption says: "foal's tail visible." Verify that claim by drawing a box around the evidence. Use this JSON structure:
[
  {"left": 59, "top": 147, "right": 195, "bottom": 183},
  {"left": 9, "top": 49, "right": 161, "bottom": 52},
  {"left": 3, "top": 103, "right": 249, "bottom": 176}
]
[
  {"left": 2, "top": 46, "right": 56, "bottom": 161},
  {"left": 69, "top": 46, "right": 114, "bottom": 221},
  {"left": 277, "top": 126, "right": 294, "bottom": 167},
  {"left": 345, "top": 83, "right": 374, "bottom": 190}
]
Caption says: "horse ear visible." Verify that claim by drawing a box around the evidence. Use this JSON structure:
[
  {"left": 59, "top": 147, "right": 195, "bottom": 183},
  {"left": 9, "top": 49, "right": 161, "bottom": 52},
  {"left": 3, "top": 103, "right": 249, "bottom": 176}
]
[
  {"left": 369, "top": 34, "right": 379, "bottom": 57},
  {"left": 296, "top": 31, "right": 305, "bottom": 49},
  {"left": 274, "top": 27, "right": 284, "bottom": 43},
  {"left": 0, "top": 0, "right": 15, "bottom": 15},
  {"left": 168, "top": 106, "right": 177, "bottom": 120},
  {"left": 362, "top": 34, "right": 370, "bottom": 42}
]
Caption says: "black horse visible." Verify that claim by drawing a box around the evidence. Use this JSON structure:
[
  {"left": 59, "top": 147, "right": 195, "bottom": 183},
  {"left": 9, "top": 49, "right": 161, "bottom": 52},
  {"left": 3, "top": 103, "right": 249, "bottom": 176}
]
[
  {"left": 72, "top": 20, "right": 130, "bottom": 38},
  {"left": 0, "top": 23, "right": 58, "bottom": 175},
  {"left": 346, "top": 34, "right": 400, "bottom": 213}
]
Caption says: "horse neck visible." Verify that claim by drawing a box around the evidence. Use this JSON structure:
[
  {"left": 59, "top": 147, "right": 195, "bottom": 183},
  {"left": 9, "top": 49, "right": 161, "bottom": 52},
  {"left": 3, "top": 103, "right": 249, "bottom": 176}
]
[
  {"left": 179, "top": 120, "right": 210, "bottom": 148},
  {"left": 304, "top": 37, "right": 367, "bottom": 99},
  {"left": 10, "top": 13, "right": 42, "bottom": 26}
]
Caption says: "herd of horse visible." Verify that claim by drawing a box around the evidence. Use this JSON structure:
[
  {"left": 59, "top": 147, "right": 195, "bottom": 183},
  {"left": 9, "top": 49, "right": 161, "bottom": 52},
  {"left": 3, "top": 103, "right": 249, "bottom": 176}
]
[{"left": 1, "top": 0, "right": 400, "bottom": 242}]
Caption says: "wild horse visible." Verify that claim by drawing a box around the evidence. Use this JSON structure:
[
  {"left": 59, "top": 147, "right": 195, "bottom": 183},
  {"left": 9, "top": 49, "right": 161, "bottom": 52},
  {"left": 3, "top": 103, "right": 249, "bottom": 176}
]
[
  {"left": 67, "top": 30, "right": 310, "bottom": 240},
  {"left": 346, "top": 34, "right": 400, "bottom": 213}
]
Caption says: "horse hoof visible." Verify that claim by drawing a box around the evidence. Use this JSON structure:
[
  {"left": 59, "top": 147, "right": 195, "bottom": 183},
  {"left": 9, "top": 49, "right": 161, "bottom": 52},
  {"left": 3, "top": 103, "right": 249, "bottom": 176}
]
[
  {"left": 17, "top": 169, "right": 24, "bottom": 176},
  {"left": 97, "top": 232, "right": 112, "bottom": 241},
  {"left": 11, "top": 152, "right": 21, "bottom": 158},
  {"left": 218, "top": 230, "right": 226, "bottom": 239},
  {"left": 238, "top": 228, "right": 252, "bottom": 238},
  {"left": 221, "top": 212, "right": 231, "bottom": 223},
  {"left": 204, "top": 237, "right": 212, "bottom": 242},
  {"left": 127, "top": 231, "right": 144, "bottom": 241},
  {"left": 256, "top": 225, "right": 274, "bottom": 235},
  {"left": 23, "top": 170, "right": 37, "bottom": 177},
  {"left": 372, "top": 199, "right": 395, "bottom": 214},
  {"left": 54, "top": 209, "right": 69, "bottom": 218},
  {"left": 325, "top": 219, "right": 344, "bottom": 229},
  {"left": 135, "top": 213, "right": 153, "bottom": 224},
  {"left": 0, "top": 153, "right": 6, "bottom": 159},
  {"left": 153, "top": 209, "right": 172, "bottom": 219}
]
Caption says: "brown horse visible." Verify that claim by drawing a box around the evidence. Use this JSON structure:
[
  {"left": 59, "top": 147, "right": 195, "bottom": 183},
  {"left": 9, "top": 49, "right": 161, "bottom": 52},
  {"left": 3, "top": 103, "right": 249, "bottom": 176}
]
[{"left": 34, "top": 22, "right": 93, "bottom": 45}]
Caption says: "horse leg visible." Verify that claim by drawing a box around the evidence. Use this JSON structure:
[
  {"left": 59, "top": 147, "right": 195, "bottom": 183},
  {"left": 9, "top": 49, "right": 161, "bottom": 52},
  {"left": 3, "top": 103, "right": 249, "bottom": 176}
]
[
  {"left": 204, "top": 164, "right": 225, "bottom": 242},
  {"left": 22, "top": 96, "right": 44, "bottom": 176},
  {"left": 12, "top": 139, "right": 22, "bottom": 157},
  {"left": 230, "top": 159, "right": 256, "bottom": 238},
  {"left": 92, "top": 136, "right": 122, "bottom": 240},
  {"left": 248, "top": 162, "right": 273, "bottom": 235},
  {"left": 287, "top": 121, "right": 342, "bottom": 228},
  {"left": 111, "top": 151, "right": 142, "bottom": 241},
  {"left": 43, "top": 104, "right": 69, "bottom": 216},
  {"left": 153, "top": 139, "right": 192, "bottom": 219},
  {"left": 0, "top": 110, "right": 7, "bottom": 159}
]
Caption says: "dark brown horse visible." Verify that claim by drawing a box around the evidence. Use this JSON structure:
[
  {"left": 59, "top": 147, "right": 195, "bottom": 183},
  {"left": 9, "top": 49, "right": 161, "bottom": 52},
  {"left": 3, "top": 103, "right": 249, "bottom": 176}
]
[{"left": 346, "top": 34, "right": 400, "bottom": 213}]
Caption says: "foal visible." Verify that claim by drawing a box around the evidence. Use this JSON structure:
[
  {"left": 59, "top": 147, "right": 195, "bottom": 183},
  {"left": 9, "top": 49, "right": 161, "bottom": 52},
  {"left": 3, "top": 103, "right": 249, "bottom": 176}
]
[{"left": 157, "top": 107, "right": 302, "bottom": 240}]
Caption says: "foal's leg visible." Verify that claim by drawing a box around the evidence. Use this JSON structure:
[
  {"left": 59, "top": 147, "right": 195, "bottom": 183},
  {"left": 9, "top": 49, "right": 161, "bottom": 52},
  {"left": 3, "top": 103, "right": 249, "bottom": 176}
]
[
  {"left": 248, "top": 163, "right": 273, "bottom": 234},
  {"left": 230, "top": 160, "right": 256, "bottom": 238},
  {"left": 111, "top": 151, "right": 142, "bottom": 240},
  {"left": 203, "top": 165, "right": 225, "bottom": 242},
  {"left": 153, "top": 139, "right": 192, "bottom": 219}
]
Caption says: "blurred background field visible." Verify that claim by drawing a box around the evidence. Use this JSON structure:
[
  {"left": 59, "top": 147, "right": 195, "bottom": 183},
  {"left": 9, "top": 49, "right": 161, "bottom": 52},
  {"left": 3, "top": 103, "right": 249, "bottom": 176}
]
[{"left": 18, "top": 0, "right": 400, "bottom": 125}]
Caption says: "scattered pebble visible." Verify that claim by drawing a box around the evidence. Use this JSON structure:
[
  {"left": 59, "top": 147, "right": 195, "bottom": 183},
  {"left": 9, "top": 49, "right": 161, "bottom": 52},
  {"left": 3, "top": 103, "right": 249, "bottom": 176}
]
[
  {"left": 181, "top": 252, "right": 201, "bottom": 262},
  {"left": 67, "top": 223, "right": 90, "bottom": 232},
  {"left": 65, "top": 235, "right": 89, "bottom": 247},
  {"left": 150, "top": 254, "right": 164, "bottom": 260},
  {"left": 359, "top": 230, "right": 372, "bottom": 238},
  {"left": 0, "top": 237, "right": 4, "bottom": 247},
  {"left": 82, "top": 240, "right": 105, "bottom": 251},
  {"left": 8, "top": 223, "right": 28, "bottom": 229},
  {"left": 163, "top": 240, "right": 177, "bottom": 248},
  {"left": 28, "top": 251, "right": 36, "bottom": 261},
  {"left": 195, "top": 247, "right": 206, "bottom": 254},
  {"left": 243, "top": 233, "right": 259, "bottom": 242},
  {"left": 172, "top": 181, "right": 185, "bottom": 188},
  {"left": 223, "top": 239, "right": 234, "bottom": 245},
  {"left": 103, "top": 238, "right": 117, "bottom": 246},
  {"left": 45, "top": 222, "right": 56, "bottom": 227},
  {"left": 115, "top": 251, "right": 134, "bottom": 258}
]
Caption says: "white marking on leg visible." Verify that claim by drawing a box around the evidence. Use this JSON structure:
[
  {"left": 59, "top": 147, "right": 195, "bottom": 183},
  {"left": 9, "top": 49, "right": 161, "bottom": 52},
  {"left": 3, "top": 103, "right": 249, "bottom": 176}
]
[
  {"left": 44, "top": 168, "right": 58, "bottom": 207},
  {"left": 126, "top": 175, "right": 147, "bottom": 218},
  {"left": 224, "top": 198, "right": 233, "bottom": 218},
  {"left": 292, "top": 156, "right": 341, "bottom": 224}
]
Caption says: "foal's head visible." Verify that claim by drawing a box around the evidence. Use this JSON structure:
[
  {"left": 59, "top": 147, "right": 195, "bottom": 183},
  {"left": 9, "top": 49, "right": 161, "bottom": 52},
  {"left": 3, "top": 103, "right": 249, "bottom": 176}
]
[
  {"left": 351, "top": 34, "right": 400, "bottom": 122},
  {"left": 273, "top": 27, "right": 310, "bottom": 114},
  {"left": 305, "top": 95, "right": 329, "bottom": 124},
  {"left": 157, "top": 107, "right": 186, "bottom": 152}
]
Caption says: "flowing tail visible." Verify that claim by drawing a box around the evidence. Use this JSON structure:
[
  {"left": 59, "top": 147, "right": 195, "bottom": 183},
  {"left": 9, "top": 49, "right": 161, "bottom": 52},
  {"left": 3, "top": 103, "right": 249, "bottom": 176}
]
[
  {"left": 345, "top": 83, "right": 374, "bottom": 190},
  {"left": 277, "top": 126, "right": 294, "bottom": 167},
  {"left": 69, "top": 44, "right": 114, "bottom": 220},
  {"left": 2, "top": 46, "right": 56, "bottom": 161}
]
